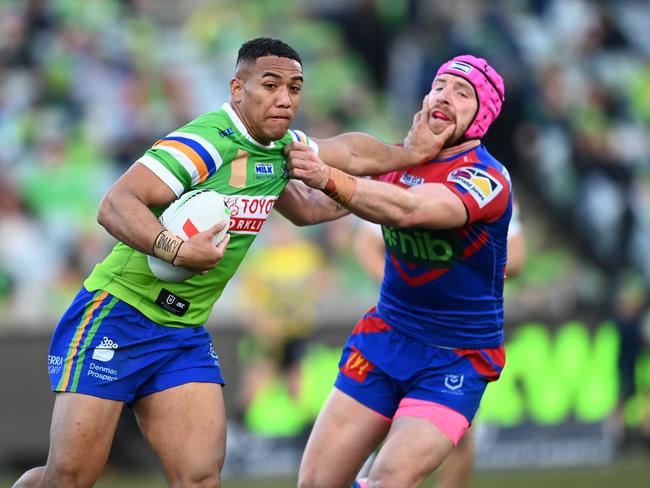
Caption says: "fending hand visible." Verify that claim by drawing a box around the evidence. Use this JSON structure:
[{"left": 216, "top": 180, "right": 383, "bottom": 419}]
[
  {"left": 285, "top": 142, "right": 331, "bottom": 189},
  {"left": 404, "top": 93, "right": 456, "bottom": 163}
]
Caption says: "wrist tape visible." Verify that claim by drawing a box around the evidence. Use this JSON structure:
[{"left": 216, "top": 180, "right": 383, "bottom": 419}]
[
  {"left": 322, "top": 167, "right": 357, "bottom": 205},
  {"left": 152, "top": 229, "right": 183, "bottom": 264}
]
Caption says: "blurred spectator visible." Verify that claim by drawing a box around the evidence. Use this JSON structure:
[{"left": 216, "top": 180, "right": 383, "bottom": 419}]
[
  {"left": 609, "top": 271, "right": 649, "bottom": 444},
  {"left": 0, "top": 0, "right": 650, "bottom": 328},
  {"left": 236, "top": 217, "right": 330, "bottom": 431},
  {"left": 0, "top": 173, "right": 58, "bottom": 323}
]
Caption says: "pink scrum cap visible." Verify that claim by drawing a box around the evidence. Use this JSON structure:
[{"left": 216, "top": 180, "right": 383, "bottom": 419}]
[{"left": 434, "top": 55, "right": 505, "bottom": 139}]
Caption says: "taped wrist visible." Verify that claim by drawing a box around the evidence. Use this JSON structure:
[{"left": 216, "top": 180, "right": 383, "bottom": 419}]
[
  {"left": 321, "top": 167, "right": 357, "bottom": 205},
  {"left": 152, "top": 229, "right": 183, "bottom": 264}
]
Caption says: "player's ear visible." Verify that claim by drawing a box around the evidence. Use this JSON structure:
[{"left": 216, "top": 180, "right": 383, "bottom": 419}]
[{"left": 230, "top": 77, "right": 243, "bottom": 101}]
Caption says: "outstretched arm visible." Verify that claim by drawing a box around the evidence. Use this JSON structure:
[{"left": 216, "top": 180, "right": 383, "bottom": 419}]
[
  {"left": 294, "top": 95, "right": 455, "bottom": 176},
  {"left": 343, "top": 178, "right": 467, "bottom": 229},
  {"left": 274, "top": 180, "right": 350, "bottom": 226},
  {"left": 286, "top": 145, "right": 467, "bottom": 229}
]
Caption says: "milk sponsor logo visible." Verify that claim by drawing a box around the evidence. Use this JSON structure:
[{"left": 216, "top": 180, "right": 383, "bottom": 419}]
[
  {"left": 254, "top": 162, "right": 275, "bottom": 179},
  {"left": 225, "top": 195, "right": 277, "bottom": 234}
]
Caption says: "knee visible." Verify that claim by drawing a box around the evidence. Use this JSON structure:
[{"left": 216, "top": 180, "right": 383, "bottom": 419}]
[
  {"left": 297, "top": 467, "right": 338, "bottom": 488},
  {"left": 298, "top": 451, "right": 365, "bottom": 488},
  {"left": 368, "top": 462, "right": 422, "bottom": 488},
  {"left": 170, "top": 463, "right": 223, "bottom": 488}
]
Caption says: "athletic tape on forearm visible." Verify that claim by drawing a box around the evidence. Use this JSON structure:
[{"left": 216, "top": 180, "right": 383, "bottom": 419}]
[
  {"left": 152, "top": 229, "right": 183, "bottom": 264},
  {"left": 321, "top": 167, "right": 357, "bottom": 205}
]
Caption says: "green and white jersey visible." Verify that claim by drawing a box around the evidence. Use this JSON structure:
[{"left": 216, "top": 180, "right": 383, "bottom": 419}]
[{"left": 84, "top": 103, "right": 317, "bottom": 328}]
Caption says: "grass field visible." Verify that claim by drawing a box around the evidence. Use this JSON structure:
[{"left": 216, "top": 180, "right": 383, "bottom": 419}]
[{"left": 3, "top": 453, "right": 648, "bottom": 488}]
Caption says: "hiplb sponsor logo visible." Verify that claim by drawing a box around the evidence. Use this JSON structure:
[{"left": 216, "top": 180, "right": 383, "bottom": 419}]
[
  {"left": 382, "top": 225, "right": 461, "bottom": 267},
  {"left": 92, "top": 336, "right": 118, "bottom": 362},
  {"left": 225, "top": 195, "right": 277, "bottom": 234}
]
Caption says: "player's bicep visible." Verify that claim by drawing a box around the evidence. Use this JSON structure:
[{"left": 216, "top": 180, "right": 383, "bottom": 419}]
[
  {"left": 313, "top": 136, "right": 354, "bottom": 171},
  {"left": 97, "top": 162, "right": 179, "bottom": 245},
  {"left": 407, "top": 184, "right": 468, "bottom": 229},
  {"left": 103, "top": 162, "right": 178, "bottom": 210}
]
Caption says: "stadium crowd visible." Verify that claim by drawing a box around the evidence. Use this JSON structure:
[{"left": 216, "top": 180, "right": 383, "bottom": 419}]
[{"left": 0, "top": 0, "right": 648, "bottom": 330}]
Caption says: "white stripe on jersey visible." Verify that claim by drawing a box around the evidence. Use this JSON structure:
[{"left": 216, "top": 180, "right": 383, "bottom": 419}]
[
  {"left": 154, "top": 145, "right": 200, "bottom": 186},
  {"left": 138, "top": 154, "right": 185, "bottom": 197},
  {"left": 167, "top": 131, "right": 224, "bottom": 173},
  {"left": 222, "top": 103, "right": 276, "bottom": 149}
]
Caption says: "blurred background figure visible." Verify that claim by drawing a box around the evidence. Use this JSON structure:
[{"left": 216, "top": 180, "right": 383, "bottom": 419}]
[
  {"left": 609, "top": 270, "right": 650, "bottom": 448},
  {"left": 236, "top": 216, "right": 330, "bottom": 437}
]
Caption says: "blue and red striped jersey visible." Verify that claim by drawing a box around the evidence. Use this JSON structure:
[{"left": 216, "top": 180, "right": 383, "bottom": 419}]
[{"left": 375, "top": 144, "right": 512, "bottom": 348}]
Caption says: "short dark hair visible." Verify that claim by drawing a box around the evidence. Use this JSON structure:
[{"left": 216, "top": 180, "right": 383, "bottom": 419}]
[{"left": 236, "top": 37, "right": 302, "bottom": 68}]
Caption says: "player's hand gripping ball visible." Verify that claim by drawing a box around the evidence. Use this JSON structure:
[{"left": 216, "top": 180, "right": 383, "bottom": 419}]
[{"left": 147, "top": 189, "right": 230, "bottom": 282}]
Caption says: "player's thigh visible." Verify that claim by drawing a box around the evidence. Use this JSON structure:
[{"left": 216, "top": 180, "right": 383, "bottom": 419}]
[
  {"left": 369, "top": 415, "right": 454, "bottom": 488},
  {"left": 45, "top": 392, "right": 124, "bottom": 487},
  {"left": 299, "top": 387, "right": 391, "bottom": 488},
  {"left": 134, "top": 382, "right": 226, "bottom": 485}
]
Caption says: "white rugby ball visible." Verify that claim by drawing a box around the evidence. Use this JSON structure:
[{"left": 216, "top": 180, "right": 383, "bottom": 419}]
[{"left": 147, "top": 189, "right": 230, "bottom": 282}]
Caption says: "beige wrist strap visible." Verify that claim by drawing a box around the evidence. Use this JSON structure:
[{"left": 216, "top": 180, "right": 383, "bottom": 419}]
[
  {"left": 152, "top": 230, "right": 183, "bottom": 264},
  {"left": 322, "top": 167, "right": 357, "bottom": 205}
]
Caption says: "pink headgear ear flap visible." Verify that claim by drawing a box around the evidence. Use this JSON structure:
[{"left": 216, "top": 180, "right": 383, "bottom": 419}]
[{"left": 434, "top": 55, "right": 505, "bottom": 139}]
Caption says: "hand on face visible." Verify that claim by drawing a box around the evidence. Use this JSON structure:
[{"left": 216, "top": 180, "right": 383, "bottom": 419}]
[
  {"left": 285, "top": 142, "right": 330, "bottom": 189},
  {"left": 404, "top": 93, "right": 456, "bottom": 162}
]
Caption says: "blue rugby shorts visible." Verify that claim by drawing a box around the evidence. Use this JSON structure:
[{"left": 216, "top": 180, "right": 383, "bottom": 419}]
[
  {"left": 48, "top": 287, "right": 224, "bottom": 406},
  {"left": 334, "top": 307, "right": 505, "bottom": 423}
]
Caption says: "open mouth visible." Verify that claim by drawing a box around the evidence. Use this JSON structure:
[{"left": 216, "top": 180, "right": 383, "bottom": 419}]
[{"left": 432, "top": 110, "right": 451, "bottom": 121}]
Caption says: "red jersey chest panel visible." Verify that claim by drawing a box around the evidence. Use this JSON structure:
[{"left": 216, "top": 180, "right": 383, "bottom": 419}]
[{"left": 376, "top": 146, "right": 511, "bottom": 287}]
